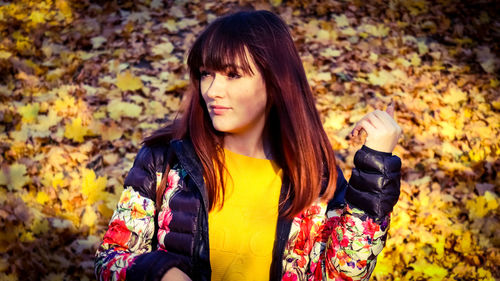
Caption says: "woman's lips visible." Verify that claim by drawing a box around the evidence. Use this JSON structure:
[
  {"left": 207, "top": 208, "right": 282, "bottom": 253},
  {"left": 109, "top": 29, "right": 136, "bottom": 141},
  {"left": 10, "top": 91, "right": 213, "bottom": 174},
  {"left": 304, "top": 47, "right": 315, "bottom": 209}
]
[{"left": 210, "top": 105, "right": 231, "bottom": 115}]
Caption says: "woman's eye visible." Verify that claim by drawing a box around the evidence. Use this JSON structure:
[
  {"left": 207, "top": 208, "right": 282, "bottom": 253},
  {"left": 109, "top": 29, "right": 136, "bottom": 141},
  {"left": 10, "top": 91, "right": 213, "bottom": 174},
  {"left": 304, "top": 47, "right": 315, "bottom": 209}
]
[
  {"left": 200, "top": 70, "right": 212, "bottom": 78},
  {"left": 227, "top": 71, "right": 241, "bottom": 79}
]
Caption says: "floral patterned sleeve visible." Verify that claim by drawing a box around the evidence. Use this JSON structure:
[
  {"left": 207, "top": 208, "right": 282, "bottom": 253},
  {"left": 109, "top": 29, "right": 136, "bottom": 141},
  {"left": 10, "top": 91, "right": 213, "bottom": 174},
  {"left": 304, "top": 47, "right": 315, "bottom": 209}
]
[
  {"left": 94, "top": 187, "right": 156, "bottom": 281},
  {"left": 94, "top": 145, "right": 161, "bottom": 281},
  {"left": 321, "top": 206, "right": 389, "bottom": 280},
  {"left": 281, "top": 202, "right": 389, "bottom": 281},
  {"left": 282, "top": 146, "right": 401, "bottom": 281}
]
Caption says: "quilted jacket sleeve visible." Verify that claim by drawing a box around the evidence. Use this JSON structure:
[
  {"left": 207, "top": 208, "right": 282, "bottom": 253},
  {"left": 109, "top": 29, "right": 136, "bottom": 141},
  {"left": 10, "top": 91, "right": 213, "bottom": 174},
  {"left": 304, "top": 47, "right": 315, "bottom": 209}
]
[
  {"left": 322, "top": 145, "right": 401, "bottom": 280},
  {"left": 346, "top": 145, "right": 401, "bottom": 218},
  {"left": 94, "top": 145, "right": 190, "bottom": 281},
  {"left": 281, "top": 145, "right": 401, "bottom": 281}
]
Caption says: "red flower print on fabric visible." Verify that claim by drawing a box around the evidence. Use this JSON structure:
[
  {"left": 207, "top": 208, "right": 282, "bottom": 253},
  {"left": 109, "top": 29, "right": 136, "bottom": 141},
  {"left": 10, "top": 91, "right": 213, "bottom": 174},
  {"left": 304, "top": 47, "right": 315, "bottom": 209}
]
[
  {"left": 362, "top": 219, "right": 380, "bottom": 237},
  {"left": 282, "top": 272, "right": 298, "bottom": 281},
  {"left": 103, "top": 219, "right": 131, "bottom": 247},
  {"left": 158, "top": 208, "right": 173, "bottom": 230}
]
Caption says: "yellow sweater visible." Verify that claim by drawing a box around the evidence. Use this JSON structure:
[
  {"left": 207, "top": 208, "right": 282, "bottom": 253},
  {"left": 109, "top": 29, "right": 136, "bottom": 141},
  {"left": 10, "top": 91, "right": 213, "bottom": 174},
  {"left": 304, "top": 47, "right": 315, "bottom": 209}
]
[{"left": 208, "top": 148, "right": 283, "bottom": 281}]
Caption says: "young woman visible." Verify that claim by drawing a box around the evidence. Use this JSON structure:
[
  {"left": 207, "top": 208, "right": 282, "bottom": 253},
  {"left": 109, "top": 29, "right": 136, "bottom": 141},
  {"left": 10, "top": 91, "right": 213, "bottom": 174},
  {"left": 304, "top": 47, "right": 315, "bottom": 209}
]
[{"left": 95, "top": 10, "right": 402, "bottom": 281}]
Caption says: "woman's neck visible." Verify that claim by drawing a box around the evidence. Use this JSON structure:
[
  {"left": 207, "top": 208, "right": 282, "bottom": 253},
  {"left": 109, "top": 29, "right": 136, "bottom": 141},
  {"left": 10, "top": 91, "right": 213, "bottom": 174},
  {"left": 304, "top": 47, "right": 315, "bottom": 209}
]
[{"left": 223, "top": 130, "right": 272, "bottom": 160}]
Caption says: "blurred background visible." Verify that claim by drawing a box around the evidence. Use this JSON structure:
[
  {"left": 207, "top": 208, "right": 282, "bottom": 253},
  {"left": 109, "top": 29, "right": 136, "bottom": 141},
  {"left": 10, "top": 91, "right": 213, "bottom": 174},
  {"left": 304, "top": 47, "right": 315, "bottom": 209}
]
[{"left": 0, "top": 0, "right": 498, "bottom": 280}]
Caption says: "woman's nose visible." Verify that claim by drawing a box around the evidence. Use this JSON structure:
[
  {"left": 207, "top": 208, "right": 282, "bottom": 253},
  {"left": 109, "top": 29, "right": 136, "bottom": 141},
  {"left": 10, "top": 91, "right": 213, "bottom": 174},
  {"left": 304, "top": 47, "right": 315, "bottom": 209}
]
[{"left": 204, "top": 74, "right": 225, "bottom": 99}]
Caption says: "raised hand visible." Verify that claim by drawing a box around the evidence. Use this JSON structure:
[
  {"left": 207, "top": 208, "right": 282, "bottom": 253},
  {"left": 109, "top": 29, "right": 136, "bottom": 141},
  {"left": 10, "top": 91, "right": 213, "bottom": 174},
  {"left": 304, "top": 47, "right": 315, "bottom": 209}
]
[{"left": 350, "top": 100, "right": 402, "bottom": 153}]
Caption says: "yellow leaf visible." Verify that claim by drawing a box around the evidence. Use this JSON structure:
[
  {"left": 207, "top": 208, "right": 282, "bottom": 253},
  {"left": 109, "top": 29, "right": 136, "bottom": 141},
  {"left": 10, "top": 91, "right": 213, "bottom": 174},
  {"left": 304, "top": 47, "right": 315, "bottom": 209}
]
[
  {"left": 36, "top": 191, "right": 50, "bottom": 205},
  {"left": 373, "top": 253, "right": 394, "bottom": 278},
  {"left": 46, "top": 147, "right": 67, "bottom": 170},
  {"left": 417, "top": 41, "right": 428, "bottom": 55},
  {"left": 8, "top": 124, "right": 28, "bottom": 143},
  {"left": 103, "top": 153, "right": 119, "bottom": 165},
  {"left": 101, "top": 121, "right": 124, "bottom": 141},
  {"left": 81, "top": 205, "right": 98, "bottom": 228},
  {"left": 323, "top": 110, "right": 347, "bottom": 130},
  {"left": 490, "top": 78, "right": 499, "bottom": 88},
  {"left": 438, "top": 107, "right": 455, "bottom": 120},
  {"left": 410, "top": 53, "right": 421, "bottom": 66},
  {"left": 0, "top": 163, "right": 30, "bottom": 191},
  {"left": 107, "top": 99, "right": 142, "bottom": 120},
  {"left": 358, "top": 23, "right": 389, "bottom": 37},
  {"left": 29, "top": 11, "right": 46, "bottom": 25},
  {"left": 81, "top": 168, "right": 107, "bottom": 204},
  {"left": 64, "top": 117, "right": 90, "bottom": 142},
  {"left": 433, "top": 235, "right": 445, "bottom": 258},
  {"left": 46, "top": 68, "right": 65, "bottom": 82},
  {"left": 340, "top": 27, "right": 356, "bottom": 36},
  {"left": 31, "top": 217, "right": 50, "bottom": 235},
  {"left": 18, "top": 103, "right": 39, "bottom": 123},
  {"left": 367, "top": 70, "right": 402, "bottom": 86},
  {"left": 54, "top": 94, "right": 76, "bottom": 116},
  {"left": 468, "top": 146, "right": 487, "bottom": 162},
  {"left": 98, "top": 203, "right": 114, "bottom": 218},
  {"left": 466, "top": 192, "right": 498, "bottom": 219},
  {"left": 116, "top": 71, "right": 143, "bottom": 91},
  {"left": 20, "top": 231, "right": 34, "bottom": 242},
  {"left": 441, "top": 86, "right": 467, "bottom": 106},
  {"left": 492, "top": 100, "right": 500, "bottom": 110},
  {"left": 51, "top": 172, "right": 66, "bottom": 189},
  {"left": 270, "top": 0, "right": 282, "bottom": 7},
  {"left": 315, "top": 29, "right": 332, "bottom": 42},
  {"left": 368, "top": 52, "right": 378, "bottom": 62},
  {"left": 91, "top": 36, "right": 107, "bottom": 49},
  {"left": 334, "top": 14, "right": 349, "bottom": 27},
  {"left": 56, "top": 0, "right": 73, "bottom": 20},
  {"left": 411, "top": 259, "right": 448, "bottom": 279},
  {"left": 35, "top": 110, "right": 62, "bottom": 132},
  {"left": 484, "top": 191, "right": 499, "bottom": 211},
  {"left": 455, "top": 231, "right": 473, "bottom": 253},
  {"left": 69, "top": 151, "right": 88, "bottom": 164},
  {"left": 320, "top": 47, "right": 341, "bottom": 58},
  {"left": 151, "top": 42, "right": 174, "bottom": 58},
  {"left": 313, "top": 72, "right": 332, "bottom": 82},
  {"left": 162, "top": 19, "right": 178, "bottom": 32},
  {"left": 439, "top": 121, "right": 459, "bottom": 140},
  {"left": 0, "top": 50, "right": 12, "bottom": 59},
  {"left": 477, "top": 268, "right": 494, "bottom": 280}
]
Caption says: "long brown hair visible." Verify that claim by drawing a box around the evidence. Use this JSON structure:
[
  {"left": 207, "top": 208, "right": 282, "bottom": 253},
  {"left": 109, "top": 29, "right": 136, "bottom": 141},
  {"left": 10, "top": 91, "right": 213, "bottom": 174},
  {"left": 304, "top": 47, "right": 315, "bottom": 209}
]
[{"left": 145, "top": 10, "right": 338, "bottom": 219}]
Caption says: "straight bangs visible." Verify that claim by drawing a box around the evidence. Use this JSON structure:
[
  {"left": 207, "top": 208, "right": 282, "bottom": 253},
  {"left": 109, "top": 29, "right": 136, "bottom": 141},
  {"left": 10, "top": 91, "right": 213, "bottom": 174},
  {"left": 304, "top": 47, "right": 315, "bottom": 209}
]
[{"left": 188, "top": 16, "right": 255, "bottom": 79}]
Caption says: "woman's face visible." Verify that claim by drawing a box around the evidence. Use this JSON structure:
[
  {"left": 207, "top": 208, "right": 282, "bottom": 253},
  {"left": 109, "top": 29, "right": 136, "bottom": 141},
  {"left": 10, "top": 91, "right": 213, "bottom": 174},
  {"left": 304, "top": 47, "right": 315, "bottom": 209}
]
[{"left": 200, "top": 52, "right": 267, "bottom": 137}]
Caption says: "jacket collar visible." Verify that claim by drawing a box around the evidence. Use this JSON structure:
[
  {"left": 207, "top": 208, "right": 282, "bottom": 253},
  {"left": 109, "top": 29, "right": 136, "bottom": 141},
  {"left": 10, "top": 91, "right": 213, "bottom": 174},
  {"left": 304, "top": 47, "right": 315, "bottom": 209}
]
[{"left": 170, "top": 138, "right": 210, "bottom": 212}]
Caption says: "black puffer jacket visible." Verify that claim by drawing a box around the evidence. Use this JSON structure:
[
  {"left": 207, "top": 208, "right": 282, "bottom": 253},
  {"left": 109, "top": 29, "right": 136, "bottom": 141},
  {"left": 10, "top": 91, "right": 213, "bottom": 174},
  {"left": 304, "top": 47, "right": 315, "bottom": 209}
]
[{"left": 95, "top": 138, "right": 401, "bottom": 281}]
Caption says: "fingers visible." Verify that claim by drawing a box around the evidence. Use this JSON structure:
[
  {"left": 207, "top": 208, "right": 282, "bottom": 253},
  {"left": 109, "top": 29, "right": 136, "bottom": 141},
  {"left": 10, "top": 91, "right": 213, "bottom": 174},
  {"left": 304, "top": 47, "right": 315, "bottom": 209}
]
[
  {"left": 351, "top": 100, "right": 399, "bottom": 139},
  {"left": 351, "top": 116, "right": 377, "bottom": 137},
  {"left": 358, "top": 119, "right": 377, "bottom": 135},
  {"left": 386, "top": 100, "right": 395, "bottom": 118}
]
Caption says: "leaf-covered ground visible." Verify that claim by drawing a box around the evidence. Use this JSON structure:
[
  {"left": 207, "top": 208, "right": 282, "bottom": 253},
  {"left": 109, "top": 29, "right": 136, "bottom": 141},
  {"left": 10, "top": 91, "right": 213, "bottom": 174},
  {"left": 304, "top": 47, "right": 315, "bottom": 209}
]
[{"left": 0, "top": 0, "right": 499, "bottom": 280}]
